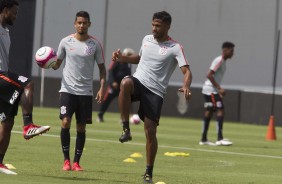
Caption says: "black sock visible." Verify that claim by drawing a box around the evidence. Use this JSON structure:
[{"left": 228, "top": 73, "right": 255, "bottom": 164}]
[
  {"left": 146, "top": 165, "right": 153, "bottom": 177},
  {"left": 73, "top": 132, "right": 86, "bottom": 163},
  {"left": 98, "top": 112, "right": 103, "bottom": 117},
  {"left": 201, "top": 117, "right": 211, "bottom": 142},
  {"left": 61, "top": 128, "right": 70, "bottom": 161},
  {"left": 122, "top": 121, "right": 130, "bottom": 132},
  {"left": 0, "top": 153, "right": 5, "bottom": 164},
  {"left": 23, "top": 114, "right": 33, "bottom": 126},
  {"left": 217, "top": 116, "right": 224, "bottom": 141}
]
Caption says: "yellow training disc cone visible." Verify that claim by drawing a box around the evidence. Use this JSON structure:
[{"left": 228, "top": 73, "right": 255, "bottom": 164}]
[
  {"left": 123, "top": 158, "right": 136, "bottom": 163},
  {"left": 130, "top": 153, "right": 143, "bottom": 158}
]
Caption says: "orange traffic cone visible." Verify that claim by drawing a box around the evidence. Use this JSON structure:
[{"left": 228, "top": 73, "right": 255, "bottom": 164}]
[{"left": 266, "top": 115, "right": 277, "bottom": 140}]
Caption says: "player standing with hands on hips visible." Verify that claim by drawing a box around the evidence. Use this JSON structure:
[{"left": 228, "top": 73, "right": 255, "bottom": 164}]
[
  {"left": 200, "top": 42, "right": 235, "bottom": 146},
  {"left": 112, "top": 11, "right": 192, "bottom": 183},
  {"left": 0, "top": 0, "right": 50, "bottom": 175},
  {"left": 52, "top": 11, "right": 106, "bottom": 171}
]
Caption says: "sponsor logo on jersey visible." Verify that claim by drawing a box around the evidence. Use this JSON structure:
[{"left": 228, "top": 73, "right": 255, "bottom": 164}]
[
  {"left": 67, "top": 37, "right": 76, "bottom": 42},
  {"left": 9, "top": 90, "right": 19, "bottom": 104},
  {"left": 146, "top": 36, "right": 154, "bottom": 42}
]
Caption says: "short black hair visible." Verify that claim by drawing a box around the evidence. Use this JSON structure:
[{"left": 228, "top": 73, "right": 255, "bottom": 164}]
[
  {"left": 152, "top": 11, "right": 171, "bottom": 25},
  {"left": 0, "top": 0, "right": 19, "bottom": 13},
  {"left": 222, "top": 42, "right": 235, "bottom": 49},
  {"left": 75, "top": 11, "right": 90, "bottom": 21}
]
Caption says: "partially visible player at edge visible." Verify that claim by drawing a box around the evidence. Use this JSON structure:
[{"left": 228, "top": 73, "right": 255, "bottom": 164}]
[
  {"left": 200, "top": 42, "right": 235, "bottom": 146},
  {"left": 52, "top": 11, "right": 106, "bottom": 171},
  {"left": 0, "top": 0, "right": 50, "bottom": 175},
  {"left": 112, "top": 11, "right": 192, "bottom": 183}
]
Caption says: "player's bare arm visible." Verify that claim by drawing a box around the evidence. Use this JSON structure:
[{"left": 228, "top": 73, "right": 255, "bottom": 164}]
[
  {"left": 52, "top": 59, "right": 63, "bottom": 70},
  {"left": 112, "top": 49, "right": 140, "bottom": 64},
  {"left": 207, "top": 70, "right": 226, "bottom": 97},
  {"left": 96, "top": 63, "right": 106, "bottom": 104},
  {"left": 178, "top": 65, "right": 192, "bottom": 100}
]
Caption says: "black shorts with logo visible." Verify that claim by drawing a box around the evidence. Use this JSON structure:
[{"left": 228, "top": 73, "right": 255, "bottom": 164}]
[
  {"left": 0, "top": 71, "right": 31, "bottom": 121},
  {"left": 203, "top": 93, "right": 224, "bottom": 111},
  {"left": 59, "top": 92, "right": 93, "bottom": 124},
  {"left": 128, "top": 76, "right": 163, "bottom": 125}
]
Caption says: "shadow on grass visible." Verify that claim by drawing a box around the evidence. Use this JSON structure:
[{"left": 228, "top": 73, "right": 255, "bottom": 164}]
[{"left": 27, "top": 173, "right": 132, "bottom": 183}]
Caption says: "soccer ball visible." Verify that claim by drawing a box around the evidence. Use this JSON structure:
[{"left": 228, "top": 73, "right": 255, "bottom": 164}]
[
  {"left": 130, "top": 114, "right": 141, "bottom": 125},
  {"left": 35, "top": 46, "right": 57, "bottom": 69}
]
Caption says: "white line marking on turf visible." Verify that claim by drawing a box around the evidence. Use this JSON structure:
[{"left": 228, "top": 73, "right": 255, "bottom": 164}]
[{"left": 12, "top": 130, "right": 282, "bottom": 159}]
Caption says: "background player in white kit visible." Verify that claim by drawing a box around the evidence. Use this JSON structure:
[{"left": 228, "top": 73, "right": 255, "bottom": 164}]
[
  {"left": 112, "top": 11, "right": 192, "bottom": 183},
  {"left": 52, "top": 11, "right": 106, "bottom": 171},
  {"left": 200, "top": 42, "right": 235, "bottom": 146}
]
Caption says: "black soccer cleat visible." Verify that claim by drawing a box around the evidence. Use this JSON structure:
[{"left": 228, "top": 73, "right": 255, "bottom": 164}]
[
  {"left": 143, "top": 173, "right": 153, "bottom": 183},
  {"left": 119, "top": 129, "right": 132, "bottom": 143}
]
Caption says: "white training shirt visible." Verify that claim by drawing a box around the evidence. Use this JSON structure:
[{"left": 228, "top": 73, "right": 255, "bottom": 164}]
[
  {"left": 202, "top": 55, "right": 226, "bottom": 95},
  {"left": 133, "top": 35, "right": 189, "bottom": 98},
  {"left": 0, "top": 24, "right": 10, "bottom": 72},
  {"left": 57, "top": 34, "right": 105, "bottom": 96}
]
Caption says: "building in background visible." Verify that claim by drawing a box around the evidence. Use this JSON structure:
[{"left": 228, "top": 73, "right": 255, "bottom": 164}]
[{"left": 10, "top": 0, "right": 282, "bottom": 125}]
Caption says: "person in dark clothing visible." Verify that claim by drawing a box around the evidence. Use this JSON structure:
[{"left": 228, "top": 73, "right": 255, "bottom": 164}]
[{"left": 97, "top": 48, "right": 135, "bottom": 122}]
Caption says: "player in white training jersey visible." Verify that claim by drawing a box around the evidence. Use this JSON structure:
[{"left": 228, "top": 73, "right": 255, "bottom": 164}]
[
  {"left": 200, "top": 42, "right": 235, "bottom": 146},
  {"left": 52, "top": 11, "right": 106, "bottom": 171},
  {"left": 112, "top": 11, "right": 192, "bottom": 183}
]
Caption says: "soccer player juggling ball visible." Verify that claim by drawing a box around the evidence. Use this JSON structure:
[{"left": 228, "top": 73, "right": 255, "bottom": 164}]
[{"left": 112, "top": 11, "right": 192, "bottom": 183}]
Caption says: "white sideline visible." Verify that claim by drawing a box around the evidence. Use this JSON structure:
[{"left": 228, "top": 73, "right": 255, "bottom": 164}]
[{"left": 12, "top": 130, "right": 282, "bottom": 159}]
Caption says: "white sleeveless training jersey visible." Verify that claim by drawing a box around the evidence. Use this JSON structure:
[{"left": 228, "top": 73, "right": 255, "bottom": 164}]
[
  {"left": 202, "top": 55, "right": 226, "bottom": 95},
  {"left": 133, "top": 35, "right": 189, "bottom": 98}
]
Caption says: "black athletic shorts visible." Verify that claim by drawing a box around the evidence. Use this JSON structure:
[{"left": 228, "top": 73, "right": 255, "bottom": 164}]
[
  {"left": 203, "top": 93, "right": 224, "bottom": 111},
  {"left": 59, "top": 92, "right": 93, "bottom": 124},
  {"left": 0, "top": 71, "right": 31, "bottom": 121},
  {"left": 128, "top": 76, "right": 163, "bottom": 125}
]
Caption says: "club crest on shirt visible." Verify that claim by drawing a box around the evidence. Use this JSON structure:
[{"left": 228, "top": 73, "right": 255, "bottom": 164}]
[
  {"left": 84, "top": 46, "right": 96, "bottom": 56},
  {"left": 159, "top": 46, "right": 168, "bottom": 55},
  {"left": 84, "top": 41, "right": 96, "bottom": 56}
]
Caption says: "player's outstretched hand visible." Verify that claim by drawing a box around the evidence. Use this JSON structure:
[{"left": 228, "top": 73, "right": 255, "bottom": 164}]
[
  {"left": 112, "top": 49, "right": 122, "bottom": 62},
  {"left": 178, "top": 87, "right": 192, "bottom": 100}
]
